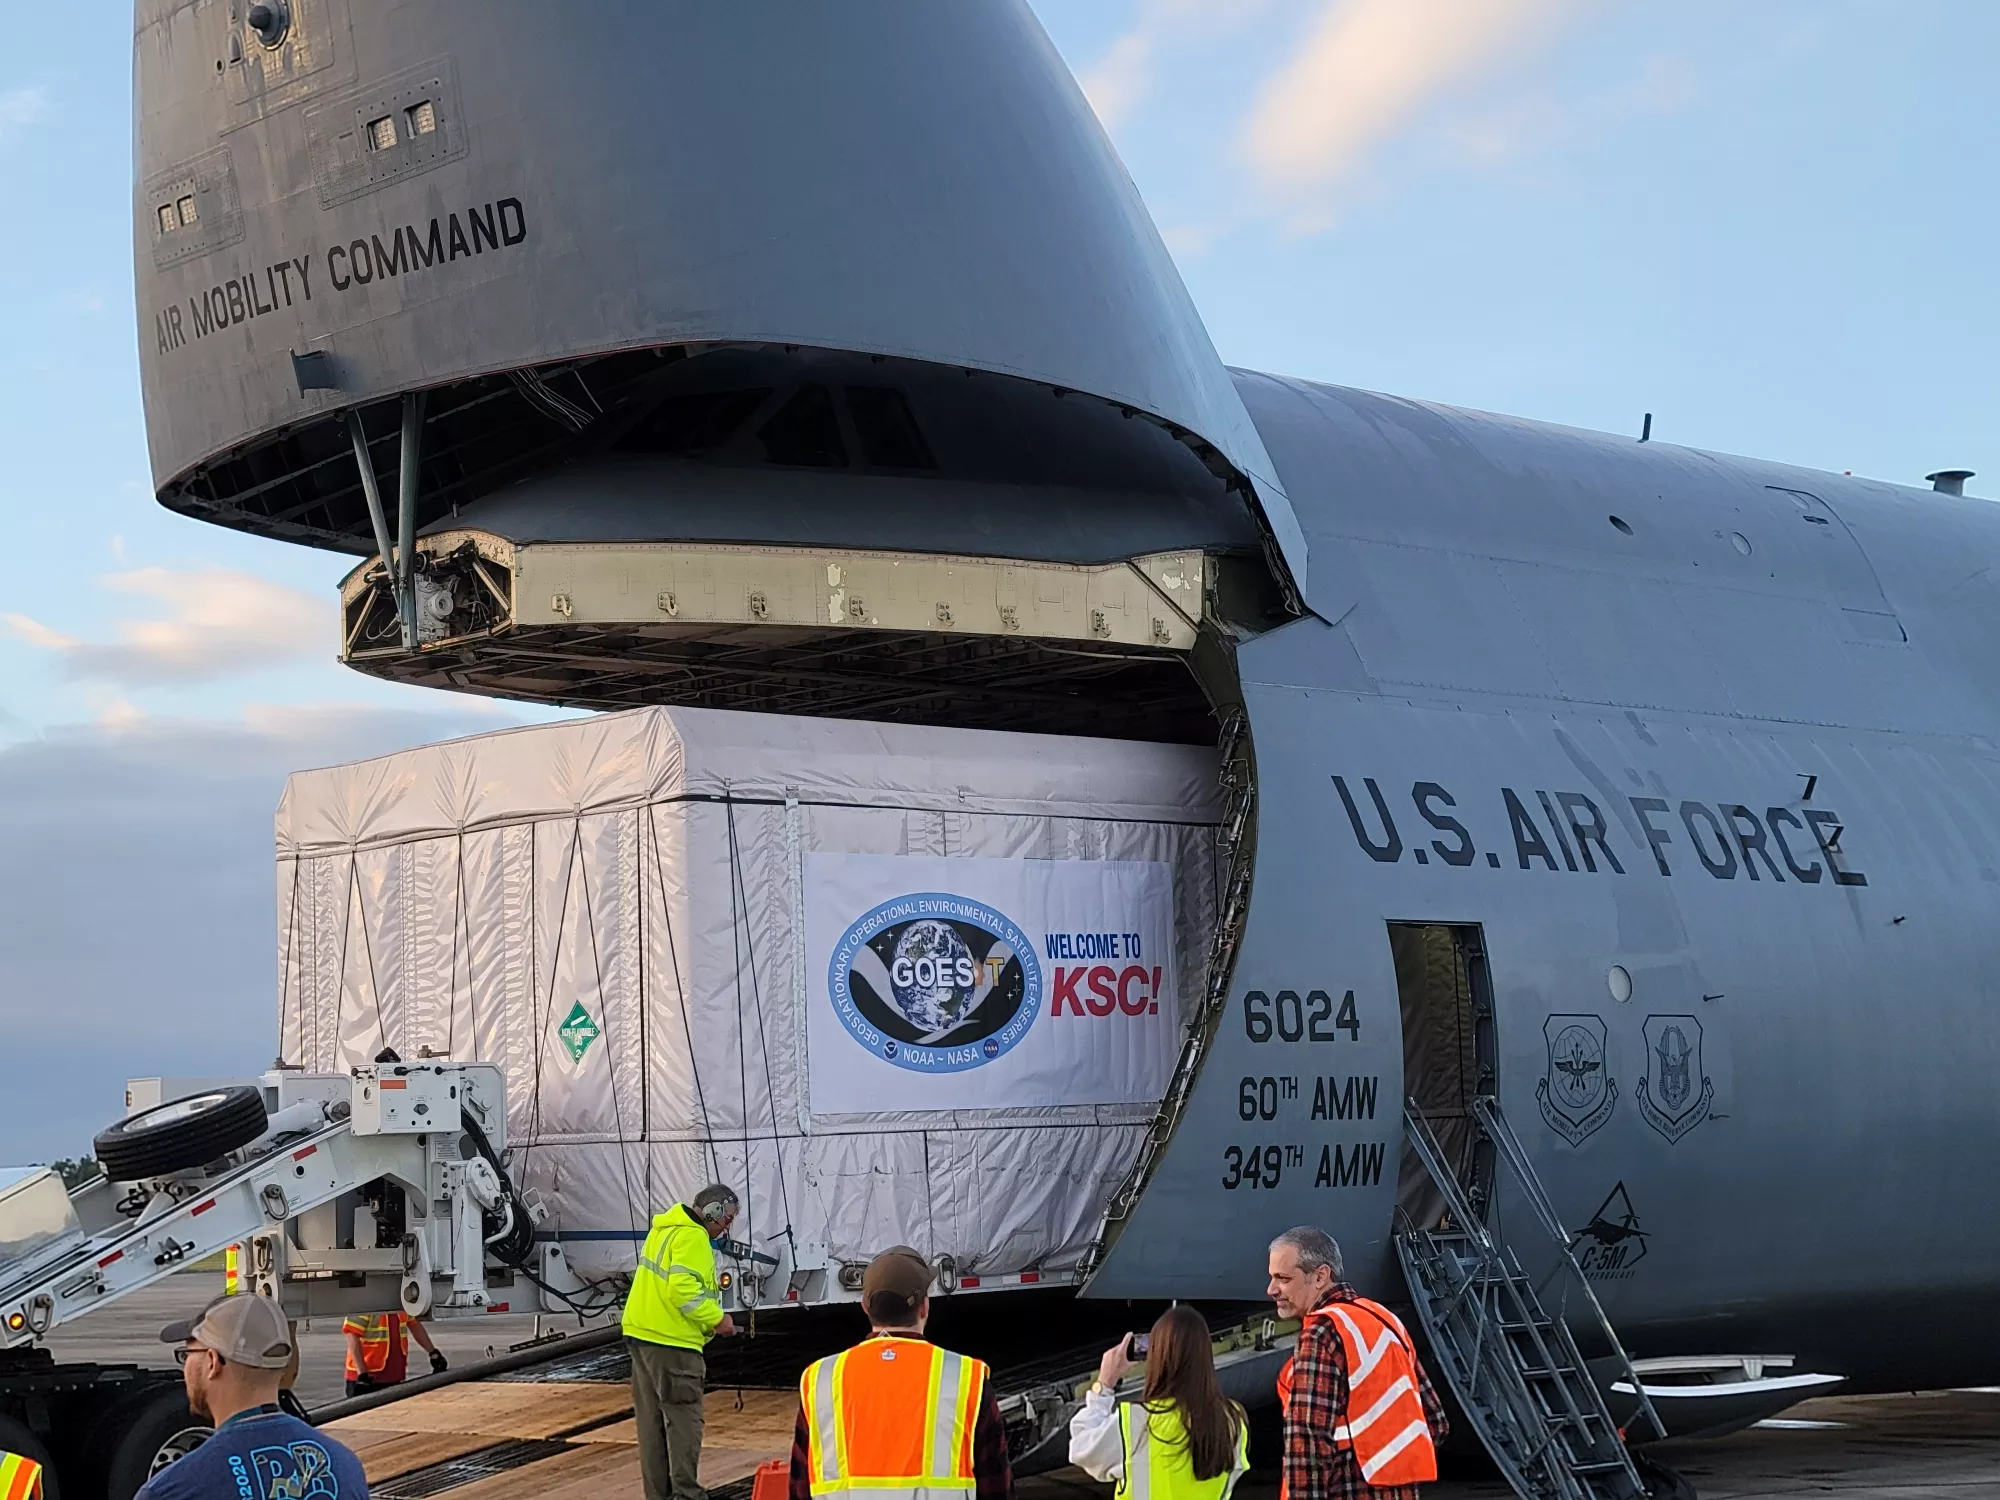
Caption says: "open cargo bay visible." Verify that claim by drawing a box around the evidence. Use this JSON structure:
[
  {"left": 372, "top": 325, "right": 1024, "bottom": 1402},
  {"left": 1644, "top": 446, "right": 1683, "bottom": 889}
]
[{"left": 275, "top": 707, "right": 1221, "bottom": 1292}]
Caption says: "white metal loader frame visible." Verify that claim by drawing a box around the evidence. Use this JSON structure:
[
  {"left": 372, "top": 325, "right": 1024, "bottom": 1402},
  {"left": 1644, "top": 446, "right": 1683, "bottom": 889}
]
[{"left": 0, "top": 1064, "right": 596, "bottom": 1351}]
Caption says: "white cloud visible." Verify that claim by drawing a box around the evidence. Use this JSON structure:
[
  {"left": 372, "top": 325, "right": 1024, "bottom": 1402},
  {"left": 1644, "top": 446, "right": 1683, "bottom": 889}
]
[
  {"left": 96, "top": 698, "right": 146, "bottom": 733},
  {"left": 1240, "top": 0, "right": 1571, "bottom": 228},
  {"left": 1078, "top": 0, "right": 1270, "bottom": 128},
  {"left": 7, "top": 566, "right": 329, "bottom": 686},
  {"left": 3, "top": 613, "right": 78, "bottom": 651},
  {"left": 0, "top": 86, "right": 47, "bottom": 143},
  {"left": 1081, "top": 28, "right": 1160, "bottom": 127},
  {"left": 1160, "top": 220, "right": 1231, "bottom": 259}
]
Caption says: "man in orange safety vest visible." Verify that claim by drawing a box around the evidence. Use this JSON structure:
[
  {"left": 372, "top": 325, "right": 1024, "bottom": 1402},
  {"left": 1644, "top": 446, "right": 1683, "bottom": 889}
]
[
  {"left": 790, "top": 1246, "right": 1014, "bottom": 1500},
  {"left": 1269, "top": 1226, "right": 1447, "bottom": 1500},
  {"left": 343, "top": 1309, "right": 447, "bottom": 1397}
]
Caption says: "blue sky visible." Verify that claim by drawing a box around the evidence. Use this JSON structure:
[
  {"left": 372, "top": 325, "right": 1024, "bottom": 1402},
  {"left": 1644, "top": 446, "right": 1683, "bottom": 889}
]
[{"left": 1, "top": 1, "right": 1995, "bottom": 1156}]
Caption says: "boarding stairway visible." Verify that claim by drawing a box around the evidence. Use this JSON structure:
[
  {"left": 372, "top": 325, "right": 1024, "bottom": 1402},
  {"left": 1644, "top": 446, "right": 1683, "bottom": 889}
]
[{"left": 1398, "top": 1097, "right": 1666, "bottom": 1500}]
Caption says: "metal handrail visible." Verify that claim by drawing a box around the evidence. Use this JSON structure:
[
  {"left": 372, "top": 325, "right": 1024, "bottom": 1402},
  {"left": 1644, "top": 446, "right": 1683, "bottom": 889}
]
[{"left": 1471, "top": 1095, "right": 1667, "bottom": 1443}]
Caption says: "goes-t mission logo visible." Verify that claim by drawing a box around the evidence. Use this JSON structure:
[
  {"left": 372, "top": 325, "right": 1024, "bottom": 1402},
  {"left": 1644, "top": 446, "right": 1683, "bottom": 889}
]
[{"left": 828, "top": 893, "right": 1041, "bottom": 1073}]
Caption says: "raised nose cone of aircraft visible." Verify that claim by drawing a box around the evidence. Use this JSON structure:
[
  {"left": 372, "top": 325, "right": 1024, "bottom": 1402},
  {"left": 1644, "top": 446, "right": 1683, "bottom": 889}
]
[{"left": 135, "top": 0, "right": 1306, "bottom": 733}]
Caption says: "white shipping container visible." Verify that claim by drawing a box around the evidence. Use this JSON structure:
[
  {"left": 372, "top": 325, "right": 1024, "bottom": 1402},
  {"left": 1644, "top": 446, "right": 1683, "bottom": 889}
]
[{"left": 274, "top": 706, "right": 1219, "bottom": 1290}]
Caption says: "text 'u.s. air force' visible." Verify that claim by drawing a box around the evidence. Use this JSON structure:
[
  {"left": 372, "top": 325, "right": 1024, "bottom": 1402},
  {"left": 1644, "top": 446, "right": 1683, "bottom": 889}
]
[{"left": 1332, "top": 775, "right": 1866, "bottom": 886}]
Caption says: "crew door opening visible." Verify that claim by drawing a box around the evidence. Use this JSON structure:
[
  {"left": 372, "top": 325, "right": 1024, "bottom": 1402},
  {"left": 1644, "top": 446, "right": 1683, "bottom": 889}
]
[{"left": 1389, "top": 922, "right": 1495, "bottom": 1231}]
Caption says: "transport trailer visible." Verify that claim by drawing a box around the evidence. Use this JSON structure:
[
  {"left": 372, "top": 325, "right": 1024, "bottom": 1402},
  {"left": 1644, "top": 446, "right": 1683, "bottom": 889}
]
[{"left": 0, "top": 1064, "right": 613, "bottom": 1498}]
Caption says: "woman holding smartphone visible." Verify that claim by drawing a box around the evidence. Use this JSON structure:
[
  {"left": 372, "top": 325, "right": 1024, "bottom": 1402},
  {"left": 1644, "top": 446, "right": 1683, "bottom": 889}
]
[{"left": 1069, "top": 1305, "right": 1251, "bottom": 1500}]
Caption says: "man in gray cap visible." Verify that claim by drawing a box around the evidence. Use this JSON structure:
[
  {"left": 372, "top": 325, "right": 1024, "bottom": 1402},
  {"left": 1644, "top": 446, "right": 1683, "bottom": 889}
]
[
  {"left": 788, "top": 1247, "right": 1013, "bottom": 1500},
  {"left": 136, "top": 1294, "right": 369, "bottom": 1499}
]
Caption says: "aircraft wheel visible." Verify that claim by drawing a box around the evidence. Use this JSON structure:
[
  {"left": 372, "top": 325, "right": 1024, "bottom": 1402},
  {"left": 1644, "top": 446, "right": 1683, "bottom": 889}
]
[{"left": 93, "top": 1086, "right": 269, "bottom": 1179}]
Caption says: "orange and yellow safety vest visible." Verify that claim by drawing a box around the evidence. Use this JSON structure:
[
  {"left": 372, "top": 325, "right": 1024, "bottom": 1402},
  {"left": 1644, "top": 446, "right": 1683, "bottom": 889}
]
[
  {"left": 800, "top": 1336, "right": 987, "bottom": 1500},
  {"left": 1277, "top": 1298, "right": 1437, "bottom": 1489},
  {"left": 0, "top": 1450, "right": 44, "bottom": 1500},
  {"left": 343, "top": 1311, "right": 410, "bottom": 1382}
]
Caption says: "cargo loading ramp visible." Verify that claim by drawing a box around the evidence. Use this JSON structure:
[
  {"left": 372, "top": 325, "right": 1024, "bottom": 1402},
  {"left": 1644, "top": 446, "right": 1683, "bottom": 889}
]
[{"left": 340, "top": 535, "right": 1238, "bottom": 740}]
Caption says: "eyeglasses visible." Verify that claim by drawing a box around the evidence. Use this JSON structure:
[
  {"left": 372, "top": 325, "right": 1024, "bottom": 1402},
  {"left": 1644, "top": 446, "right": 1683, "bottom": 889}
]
[{"left": 173, "top": 1344, "right": 218, "bottom": 1367}]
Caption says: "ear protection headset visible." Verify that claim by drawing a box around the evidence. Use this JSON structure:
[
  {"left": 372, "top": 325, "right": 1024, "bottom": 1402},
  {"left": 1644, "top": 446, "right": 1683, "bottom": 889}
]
[{"left": 697, "top": 1195, "right": 738, "bottom": 1225}]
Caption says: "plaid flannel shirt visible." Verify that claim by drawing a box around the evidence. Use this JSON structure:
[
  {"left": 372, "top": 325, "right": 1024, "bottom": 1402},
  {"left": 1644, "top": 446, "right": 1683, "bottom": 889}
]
[{"left": 1283, "top": 1286, "right": 1449, "bottom": 1500}]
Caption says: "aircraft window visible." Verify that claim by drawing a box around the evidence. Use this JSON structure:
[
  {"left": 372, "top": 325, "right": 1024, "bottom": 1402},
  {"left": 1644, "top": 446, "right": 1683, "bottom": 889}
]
[
  {"left": 407, "top": 100, "right": 438, "bottom": 136},
  {"left": 1730, "top": 532, "right": 1752, "bottom": 556},
  {"left": 619, "top": 388, "right": 773, "bottom": 454},
  {"left": 1608, "top": 515, "right": 1633, "bottom": 535},
  {"left": 759, "top": 385, "right": 848, "bottom": 468},
  {"left": 846, "top": 386, "right": 936, "bottom": 469},
  {"left": 367, "top": 114, "right": 398, "bottom": 151},
  {"left": 1607, "top": 965, "right": 1633, "bottom": 1003},
  {"left": 176, "top": 196, "right": 198, "bottom": 227}
]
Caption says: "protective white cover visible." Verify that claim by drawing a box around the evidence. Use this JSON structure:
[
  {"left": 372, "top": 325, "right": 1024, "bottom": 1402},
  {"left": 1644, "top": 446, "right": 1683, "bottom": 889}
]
[{"left": 274, "top": 706, "right": 1219, "bottom": 1285}]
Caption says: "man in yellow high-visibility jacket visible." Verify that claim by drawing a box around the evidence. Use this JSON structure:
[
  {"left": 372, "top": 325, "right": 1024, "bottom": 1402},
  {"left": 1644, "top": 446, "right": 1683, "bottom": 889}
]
[{"left": 624, "top": 1182, "right": 740, "bottom": 1500}]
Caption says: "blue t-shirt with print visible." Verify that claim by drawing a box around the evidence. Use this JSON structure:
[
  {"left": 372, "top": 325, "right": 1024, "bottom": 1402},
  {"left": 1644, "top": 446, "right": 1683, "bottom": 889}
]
[{"left": 137, "top": 1404, "right": 367, "bottom": 1500}]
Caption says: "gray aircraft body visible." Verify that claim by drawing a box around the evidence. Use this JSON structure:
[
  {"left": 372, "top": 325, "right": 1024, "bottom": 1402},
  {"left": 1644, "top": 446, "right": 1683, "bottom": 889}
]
[{"left": 133, "top": 0, "right": 1999, "bottom": 1404}]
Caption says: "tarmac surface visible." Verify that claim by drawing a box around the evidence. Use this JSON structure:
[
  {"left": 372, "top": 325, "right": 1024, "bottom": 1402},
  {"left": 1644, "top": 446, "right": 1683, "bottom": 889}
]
[
  {"left": 40, "top": 1271, "right": 551, "bottom": 1409},
  {"left": 36, "top": 1274, "right": 2000, "bottom": 1497},
  {"left": 1022, "top": 1390, "right": 2000, "bottom": 1499}
]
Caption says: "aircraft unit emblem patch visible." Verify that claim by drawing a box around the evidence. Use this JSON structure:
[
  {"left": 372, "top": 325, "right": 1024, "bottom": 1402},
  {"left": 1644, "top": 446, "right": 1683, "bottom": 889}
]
[
  {"left": 1637, "top": 1013, "right": 1714, "bottom": 1143},
  {"left": 1538, "top": 1013, "right": 1615, "bottom": 1145}
]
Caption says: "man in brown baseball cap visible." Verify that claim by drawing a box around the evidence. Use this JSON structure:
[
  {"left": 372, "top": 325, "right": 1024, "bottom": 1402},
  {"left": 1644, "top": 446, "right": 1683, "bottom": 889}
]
[
  {"left": 786, "top": 1248, "right": 1013, "bottom": 1500},
  {"left": 859, "top": 1245, "right": 935, "bottom": 1328},
  {"left": 135, "top": 1295, "right": 369, "bottom": 1499}
]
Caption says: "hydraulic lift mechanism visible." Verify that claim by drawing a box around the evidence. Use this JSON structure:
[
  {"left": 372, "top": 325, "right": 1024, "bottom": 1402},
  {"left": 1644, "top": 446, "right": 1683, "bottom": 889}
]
[{"left": 0, "top": 1064, "right": 615, "bottom": 1354}]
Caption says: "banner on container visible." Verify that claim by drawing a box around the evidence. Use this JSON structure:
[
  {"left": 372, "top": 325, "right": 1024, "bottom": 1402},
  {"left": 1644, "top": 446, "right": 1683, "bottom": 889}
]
[{"left": 805, "top": 854, "right": 1180, "bottom": 1115}]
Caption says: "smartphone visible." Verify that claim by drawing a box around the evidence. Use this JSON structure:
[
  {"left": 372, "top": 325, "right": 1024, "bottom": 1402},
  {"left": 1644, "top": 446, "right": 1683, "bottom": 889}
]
[{"left": 1126, "top": 1333, "right": 1150, "bottom": 1359}]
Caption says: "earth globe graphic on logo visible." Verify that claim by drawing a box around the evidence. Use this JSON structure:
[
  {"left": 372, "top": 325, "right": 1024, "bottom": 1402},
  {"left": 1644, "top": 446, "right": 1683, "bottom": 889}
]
[
  {"left": 888, "top": 919, "right": 978, "bottom": 1032},
  {"left": 829, "top": 893, "right": 1042, "bottom": 1074}
]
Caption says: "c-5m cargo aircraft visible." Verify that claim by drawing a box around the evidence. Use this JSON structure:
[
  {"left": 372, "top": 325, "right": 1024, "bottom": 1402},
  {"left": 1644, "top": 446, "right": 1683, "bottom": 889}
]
[{"left": 132, "top": 0, "right": 1997, "bottom": 1469}]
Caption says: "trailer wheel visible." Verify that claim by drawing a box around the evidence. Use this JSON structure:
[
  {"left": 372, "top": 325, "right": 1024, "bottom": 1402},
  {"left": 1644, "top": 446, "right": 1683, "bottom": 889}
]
[
  {"left": 0, "top": 1412, "right": 60, "bottom": 1500},
  {"left": 85, "top": 1386, "right": 209, "bottom": 1500},
  {"left": 93, "top": 1086, "right": 269, "bottom": 1179}
]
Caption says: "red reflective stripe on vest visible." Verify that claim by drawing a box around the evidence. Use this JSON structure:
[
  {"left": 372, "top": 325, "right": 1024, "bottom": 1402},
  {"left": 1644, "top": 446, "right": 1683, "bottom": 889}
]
[{"left": 1277, "top": 1299, "right": 1437, "bottom": 1490}]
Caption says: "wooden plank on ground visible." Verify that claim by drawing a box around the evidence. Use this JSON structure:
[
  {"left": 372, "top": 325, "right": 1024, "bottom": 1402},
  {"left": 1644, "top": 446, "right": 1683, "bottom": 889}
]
[
  {"left": 576, "top": 1391, "right": 797, "bottom": 1446},
  {"left": 320, "top": 1381, "right": 791, "bottom": 1493},
  {"left": 322, "top": 1428, "right": 500, "bottom": 1484},
  {"left": 435, "top": 1442, "right": 643, "bottom": 1500},
  {"left": 320, "top": 1380, "right": 633, "bottom": 1441}
]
